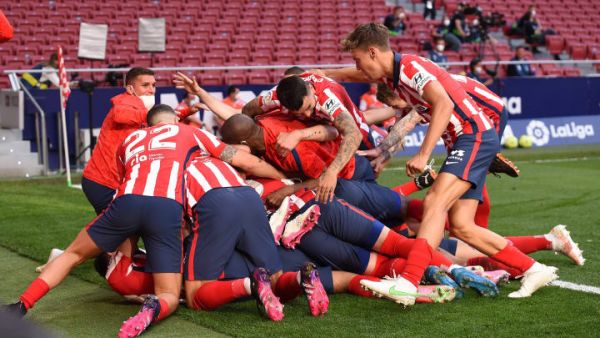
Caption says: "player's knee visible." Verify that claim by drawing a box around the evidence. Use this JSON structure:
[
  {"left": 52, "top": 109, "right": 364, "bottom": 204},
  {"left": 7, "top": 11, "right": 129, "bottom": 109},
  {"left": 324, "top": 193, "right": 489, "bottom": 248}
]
[
  {"left": 449, "top": 222, "right": 477, "bottom": 242},
  {"left": 423, "top": 190, "right": 451, "bottom": 215}
]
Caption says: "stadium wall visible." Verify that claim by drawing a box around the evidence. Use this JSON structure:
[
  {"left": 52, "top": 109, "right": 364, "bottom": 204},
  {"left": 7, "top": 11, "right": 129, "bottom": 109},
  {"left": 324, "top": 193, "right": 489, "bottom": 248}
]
[{"left": 20, "top": 77, "right": 600, "bottom": 170}]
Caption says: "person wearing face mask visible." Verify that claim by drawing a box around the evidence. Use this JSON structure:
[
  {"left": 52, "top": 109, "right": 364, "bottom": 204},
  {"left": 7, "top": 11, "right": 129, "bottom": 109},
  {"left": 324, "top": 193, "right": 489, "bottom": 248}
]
[
  {"left": 467, "top": 58, "right": 494, "bottom": 86},
  {"left": 359, "top": 83, "right": 384, "bottom": 111},
  {"left": 383, "top": 6, "right": 406, "bottom": 35},
  {"left": 81, "top": 67, "right": 157, "bottom": 215},
  {"left": 432, "top": 15, "right": 461, "bottom": 52},
  {"left": 427, "top": 38, "right": 449, "bottom": 69}
]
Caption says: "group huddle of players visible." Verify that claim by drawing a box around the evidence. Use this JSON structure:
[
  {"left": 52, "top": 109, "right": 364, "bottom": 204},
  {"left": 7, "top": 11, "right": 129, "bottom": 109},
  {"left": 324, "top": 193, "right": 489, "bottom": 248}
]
[{"left": 4, "top": 24, "right": 585, "bottom": 337}]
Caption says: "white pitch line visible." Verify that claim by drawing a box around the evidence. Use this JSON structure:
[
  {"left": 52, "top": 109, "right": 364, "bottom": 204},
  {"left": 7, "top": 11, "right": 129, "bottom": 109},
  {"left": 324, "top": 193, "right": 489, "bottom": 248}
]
[{"left": 550, "top": 280, "right": 600, "bottom": 295}]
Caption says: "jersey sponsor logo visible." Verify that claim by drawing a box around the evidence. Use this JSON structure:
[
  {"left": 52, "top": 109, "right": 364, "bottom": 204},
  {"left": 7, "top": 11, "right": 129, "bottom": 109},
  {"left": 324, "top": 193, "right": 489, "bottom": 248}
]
[{"left": 323, "top": 97, "right": 341, "bottom": 115}]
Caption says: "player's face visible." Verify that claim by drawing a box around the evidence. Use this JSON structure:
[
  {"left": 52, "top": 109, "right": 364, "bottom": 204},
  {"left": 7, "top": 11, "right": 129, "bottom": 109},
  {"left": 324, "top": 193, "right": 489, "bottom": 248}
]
[
  {"left": 130, "top": 75, "right": 156, "bottom": 96},
  {"left": 352, "top": 48, "right": 384, "bottom": 81},
  {"left": 290, "top": 92, "right": 316, "bottom": 120}
]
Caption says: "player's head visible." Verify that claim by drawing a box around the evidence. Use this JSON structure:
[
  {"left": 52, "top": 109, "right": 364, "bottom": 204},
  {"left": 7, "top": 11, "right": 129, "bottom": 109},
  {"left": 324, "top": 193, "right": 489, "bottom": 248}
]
[
  {"left": 48, "top": 52, "right": 58, "bottom": 68},
  {"left": 221, "top": 114, "right": 264, "bottom": 153},
  {"left": 376, "top": 83, "right": 405, "bottom": 110},
  {"left": 125, "top": 67, "right": 156, "bottom": 96},
  {"left": 146, "top": 104, "right": 178, "bottom": 126},
  {"left": 283, "top": 66, "right": 306, "bottom": 78},
  {"left": 470, "top": 57, "right": 482, "bottom": 73},
  {"left": 227, "top": 85, "right": 240, "bottom": 100},
  {"left": 341, "top": 23, "right": 392, "bottom": 81},
  {"left": 276, "top": 75, "right": 316, "bottom": 120},
  {"left": 515, "top": 46, "right": 528, "bottom": 59}
]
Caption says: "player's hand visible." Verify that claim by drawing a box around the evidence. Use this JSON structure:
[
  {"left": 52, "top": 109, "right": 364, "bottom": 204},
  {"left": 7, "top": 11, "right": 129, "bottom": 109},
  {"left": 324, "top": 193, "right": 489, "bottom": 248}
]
[
  {"left": 266, "top": 185, "right": 295, "bottom": 208},
  {"left": 316, "top": 169, "right": 337, "bottom": 203},
  {"left": 190, "top": 103, "right": 204, "bottom": 114},
  {"left": 276, "top": 131, "right": 302, "bottom": 158},
  {"left": 356, "top": 147, "right": 383, "bottom": 160},
  {"left": 172, "top": 72, "right": 201, "bottom": 94},
  {"left": 370, "top": 155, "right": 390, "bottom": 178},
  {"left": 406, "top": 153, "right": 428, "bottom": 177}
]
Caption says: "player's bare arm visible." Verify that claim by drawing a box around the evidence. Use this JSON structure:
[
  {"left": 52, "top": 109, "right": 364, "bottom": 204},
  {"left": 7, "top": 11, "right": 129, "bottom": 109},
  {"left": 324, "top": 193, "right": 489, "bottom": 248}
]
[
  {"left": 406, "top": 81, "right": 453, "bottom": 177},
  {"left": 362, "top": 106, "right": 397, "bottom": 125},
  {"left": 379, "top": 109, "right": 423, "bottom": 160},
  {"left": 316, "top": 111, "right": 361, "bottom": 203},
  {"left": 266, "top": 179, "right": 318, "bottom": 208},
  {"left": 241, "top": 97, "right": 263, "bottom": 118},
  {"left": 221, "top": 144, "right": 285, "bottom": 180},
  {"left": 311, "top": 67, "right": 371, "bottom": 82},
  {"left": 276, "top": 125, "right": 339, "bottom": 157}
]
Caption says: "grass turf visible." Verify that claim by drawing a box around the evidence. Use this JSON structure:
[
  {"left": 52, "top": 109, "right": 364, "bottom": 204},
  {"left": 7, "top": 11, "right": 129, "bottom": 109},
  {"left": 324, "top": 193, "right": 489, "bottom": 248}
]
[{"left": 1, "top": 144, "right": 599, "bottom": 337}]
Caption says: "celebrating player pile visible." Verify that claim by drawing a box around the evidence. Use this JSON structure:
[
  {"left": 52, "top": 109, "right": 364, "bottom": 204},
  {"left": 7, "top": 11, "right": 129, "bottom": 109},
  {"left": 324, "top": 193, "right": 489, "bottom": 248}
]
[{"left": 3, "top": 24, "right": 585, "bottom": 337}]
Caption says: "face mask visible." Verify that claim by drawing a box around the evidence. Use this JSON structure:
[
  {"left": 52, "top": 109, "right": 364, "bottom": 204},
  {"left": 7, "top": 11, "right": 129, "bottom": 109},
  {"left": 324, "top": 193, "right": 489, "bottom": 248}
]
[
  {"left": 472, "top": 19, "right": 479, "bottom": 26},
  {"left": 130, "top": 86, "right": 156, "bottom": 111},
  {"left": 531, "top": 10, "right": 536, "bottom": 16},
  {"left": 443, "top": 19, "right": 450, "bottom": 26},
  {"left": 475, "top": 66, "right": 483, "bottom": 73},
  {"left": 398, "top": 13, "right": 405, "bottom": 19},
  {"left": 436, "top": 44, "right": 445, "bottom": 52}
]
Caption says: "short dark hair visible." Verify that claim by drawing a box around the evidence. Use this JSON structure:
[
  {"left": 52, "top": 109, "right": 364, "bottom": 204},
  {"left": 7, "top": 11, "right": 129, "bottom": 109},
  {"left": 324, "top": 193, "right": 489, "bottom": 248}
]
[
  {"left": 276, "top": 76, "right": 309, "bottom": 111},
  {"left": 376, "top": 82, "right": 398, "bottom": 104},
  {"left": 341, "top": 23, "right": 391, "bottom": 52},
  {"left": 469, "top": 57, "right": 481, "bottom": 69},
  {"left": 227, "top": 85, "right": 239, "bottom": 96},
  {"left": 126, "top": 67, "right": 154, "bottom": 86},
  {"left": 146, "top": 104, "right": 176, "bottom": 126},
  {"left": 284, "top": 66, "right": 306, "bottom": 76}
]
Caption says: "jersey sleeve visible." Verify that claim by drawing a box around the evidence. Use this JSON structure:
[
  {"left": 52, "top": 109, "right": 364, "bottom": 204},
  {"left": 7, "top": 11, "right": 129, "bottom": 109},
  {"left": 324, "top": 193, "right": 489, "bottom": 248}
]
[
  {"left": 111, "top": 103, "right": 147, "bottom": 127},
  {"left": 257, "top": 89, "right": 280, "bottom": 112},
  {"left": 193, "top": 129, "right": 227, "bottom": 157},
  {"left": 315, "top": 87, "right": 351, "bottom": 121},
  {"left": 400, "top": 58, "right": 438, "bottom": 96}
]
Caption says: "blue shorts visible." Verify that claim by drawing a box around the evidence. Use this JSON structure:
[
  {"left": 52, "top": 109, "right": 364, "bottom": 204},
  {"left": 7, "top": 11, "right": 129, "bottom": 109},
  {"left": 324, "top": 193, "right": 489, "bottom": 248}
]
[
  {"left": 184, "top": 187, "right": 282, "bottom": 281},
  {"left": 497, "top": 107, "right": 508, "bottom": 139},
  {"left": 440, "top": 129, "right": 500, "bottom": 201},
  {"left": 352, "top": 155, "right": 376, "bottom": 181},
  {"left": 220, "top": 248, "right": 334, "bottom": 294},
  {"left": 296, "top": 199, "right": 386, "bottom": 274},
  {"left": 81, "top": 177, "right": 115, "bottom": 215},
  {"left": 335, "top": 179, "right": 403, "bottom": 223},
  {"left": 87, "top": 195, "right": 184, "bottom": 273}
]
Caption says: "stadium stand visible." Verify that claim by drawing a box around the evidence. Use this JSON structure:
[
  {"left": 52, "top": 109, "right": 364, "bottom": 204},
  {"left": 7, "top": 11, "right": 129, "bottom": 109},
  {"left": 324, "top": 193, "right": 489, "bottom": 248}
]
[{"left": 0, "top": 0, "right": 598, "bottom": 87}]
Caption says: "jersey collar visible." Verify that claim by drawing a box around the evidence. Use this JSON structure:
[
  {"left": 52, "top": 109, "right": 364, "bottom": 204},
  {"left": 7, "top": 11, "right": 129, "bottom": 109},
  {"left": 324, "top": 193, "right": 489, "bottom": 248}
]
[{"left": 392, "top": 52, "right": 402, "bottom": 90}]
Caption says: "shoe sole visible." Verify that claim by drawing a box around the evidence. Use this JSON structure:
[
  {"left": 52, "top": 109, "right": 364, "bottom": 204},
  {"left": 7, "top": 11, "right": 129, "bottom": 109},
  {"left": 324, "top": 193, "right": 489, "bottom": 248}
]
[{"left": 458, "top": 274, "right": 499, "bottom": 297}]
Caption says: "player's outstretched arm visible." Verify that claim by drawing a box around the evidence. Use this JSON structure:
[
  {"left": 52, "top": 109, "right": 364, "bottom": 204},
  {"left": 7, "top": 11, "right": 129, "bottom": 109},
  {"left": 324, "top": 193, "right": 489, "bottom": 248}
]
[
  {"left": 317, "top": 111, "right": 362, "bottom": 203},
  {"left": 362, "top": 106, "right": 397, "bottom": 125},
  {"left": 276, "top": 125, "right": 339, "bottom": 157},
  {"left": 241, "top": 97, "right": 264, "bottom": 118},
  {"left": 406, "top": 82, "right": 453, "bottom": 177},
  {"left": 173, "top": 72, "right": 240, "bottom": 121},
  {"left": 220, "top": 145, "right": 285, "bottom": 180},
  {"left": 266, "top": 179, "right": 318, "bottom": 208},
  {"left": 378, "top": 109, "right": 423, "bottom": 159},
  {"left": 310, "top": 67, "right": 370, "bottom": 83}
]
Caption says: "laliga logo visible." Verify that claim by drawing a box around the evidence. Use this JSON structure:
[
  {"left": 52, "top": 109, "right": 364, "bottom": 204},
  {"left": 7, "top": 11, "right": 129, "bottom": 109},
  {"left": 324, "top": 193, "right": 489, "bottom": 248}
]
[{"left": 526, "top": 120, "right": 550, "bottom": 146}]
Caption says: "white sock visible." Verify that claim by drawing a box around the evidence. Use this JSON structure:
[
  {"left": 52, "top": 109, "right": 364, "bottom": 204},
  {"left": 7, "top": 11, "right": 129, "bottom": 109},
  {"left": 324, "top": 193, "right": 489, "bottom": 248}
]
[
  {"left": 243, "top": 278, "right": 252, "bottom": 295},
  {"left": 526, "top": 261, "right": 544, "bottom": 274},
  {"left": 544, "top": 233, "right": 557, "bottom": 250}
]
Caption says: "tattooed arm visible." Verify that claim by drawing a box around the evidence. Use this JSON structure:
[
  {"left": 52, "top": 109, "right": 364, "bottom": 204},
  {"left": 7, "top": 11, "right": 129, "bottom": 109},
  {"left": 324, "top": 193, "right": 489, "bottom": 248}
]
[
  {"left": 316, "top": 110, "right": 362, "bottom": 203},
  {"left": 276, "top": 124, "right": 339, "bottom": 157},
  {"left": 241, "top": 97, "right": 263, "bottom": 118},
  {"left": 220, "top": 145, "right": 285, "bottom": 179},
  {"left": 378, "top": 109, "right": 423, "bottom": 161}
]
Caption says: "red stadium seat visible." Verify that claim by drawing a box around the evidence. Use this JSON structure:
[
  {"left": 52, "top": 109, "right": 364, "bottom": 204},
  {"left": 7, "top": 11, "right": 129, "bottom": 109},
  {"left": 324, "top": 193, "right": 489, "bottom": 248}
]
[
  {"left": 224, "top": 71, "right": 247, "bottom": 85},
  {"left": 248, "top": 71, "right": 271, "bottom": 84},
  {"left": 562, "top": 67, "right": 582, "bottom": 77},
  {"left": 545, "top": 36, "right": 565, "bottom": 55}
]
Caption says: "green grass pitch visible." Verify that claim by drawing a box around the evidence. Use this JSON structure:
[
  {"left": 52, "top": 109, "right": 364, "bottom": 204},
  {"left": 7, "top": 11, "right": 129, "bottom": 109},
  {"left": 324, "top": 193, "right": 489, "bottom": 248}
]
[{"left": 1, "top": 144, "right": 599, "bottom": 337}]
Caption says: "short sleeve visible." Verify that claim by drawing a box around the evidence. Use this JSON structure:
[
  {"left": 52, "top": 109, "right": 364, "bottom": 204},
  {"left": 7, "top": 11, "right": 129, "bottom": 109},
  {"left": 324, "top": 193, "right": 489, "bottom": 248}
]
[
  {"left": 193, "top": 129, "right": 226, "bottom": 157},
  {"left": 257, "top": 89, "right": 280, "bottom": 112}
]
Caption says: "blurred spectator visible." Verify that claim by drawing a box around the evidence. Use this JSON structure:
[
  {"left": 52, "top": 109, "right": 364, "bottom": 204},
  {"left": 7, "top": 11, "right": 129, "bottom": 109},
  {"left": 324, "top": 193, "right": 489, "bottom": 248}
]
[
  {"left": 384, "top": 6, "right": 407, "bottom": 35},
  {"left": 467, "top": 58, "right": 494, "bottom": 86},
  {"left": 507, "top": 46, "right": 535, "bottom": 77},
  {"left": 423, "top": 0, "right": 436, "bottom": 20},
  {"left": 222, "top": 85, "right": 244, "bottom": 109},
  {"left": 22, "top": 53, "right": 59, "bottom": 89},
  {"left": 517, "top": 5, "right": 555, "bottom": 53},
  {"left": 450, "top": 3, "right": 469, "bottom": 43},
  {"left": 432, "top": 15, "right": 461, "bottom": 52},
  {"left": 428, "top": 38, "right": 448, "bottom": 68},
  {"left": 0, "top": 10, "right": 14, "bottom": 42},
  {"left": 359, "top": 83, "right": 384, "bottom": 111}
]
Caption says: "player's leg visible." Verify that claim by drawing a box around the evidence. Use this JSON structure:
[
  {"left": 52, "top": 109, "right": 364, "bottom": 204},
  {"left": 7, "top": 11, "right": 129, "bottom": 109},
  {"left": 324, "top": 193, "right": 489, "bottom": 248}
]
[{"left": 81, "top": 177, "right": 116, "bottom": 215}]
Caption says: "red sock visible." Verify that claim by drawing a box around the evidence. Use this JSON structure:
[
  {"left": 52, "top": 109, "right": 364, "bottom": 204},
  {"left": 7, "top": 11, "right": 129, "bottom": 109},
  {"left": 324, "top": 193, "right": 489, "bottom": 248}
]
[
  {"left": 348, "top": 275, "right": 379, "bottom": 298},
  {"left": 467, "top": 256, "right": 523, "bottom": 278},
  {"left": 379, "top": 231, "right": 452, "bottom": 267},
  {"left": 491, "top": 244, "right": 535, "bottom": 272},
  {"left": 506, "top": 236, "right": 551, "bottom": 254},
  {"left": 106, "top": 254, "right": 154, "bottom": 296},
  {"left": 192, "top": 279, "right": 250, "bottom": 311},
  {"left": 406, "top": 199, "right": 424, "bottom": 221},
  {"left": 20, "top": 278, "right": 49, "bottom": 310},
  {"left": 156, "top": 299, "right": 170, "bottom": 321},
  {"left": 393, "top": 181, "right": 420, "bottom": 196},
  {"left": 474, "top": 186, "right": 490, "bottom": 228},
  {"left": 372, "top": 257, "right": 407, "bottom": 277},
  {"left": 273, "top": 272, "right": 302, "bottom": 303},
  {"left": 401, "top": 238, "right": 432, "bottom": 287}
]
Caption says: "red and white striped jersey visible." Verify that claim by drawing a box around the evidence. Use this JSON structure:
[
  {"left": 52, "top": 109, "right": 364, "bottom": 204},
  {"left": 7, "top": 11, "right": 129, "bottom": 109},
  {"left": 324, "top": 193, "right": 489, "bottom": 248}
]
[
  {"left": 450, "top": 74, "right": 505, "bottom": 133},
  {"left": 185, "top": 156, "right": 246, "bottom": 212},
  {"left": 257, "top": 72, "right": 373, "bottom": 147},
  {"left": 115, "top": 123, "right": 225, "bottom": 205},
  {"left": 385, "top": 54, "right": 494, "bottom": 144}
]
